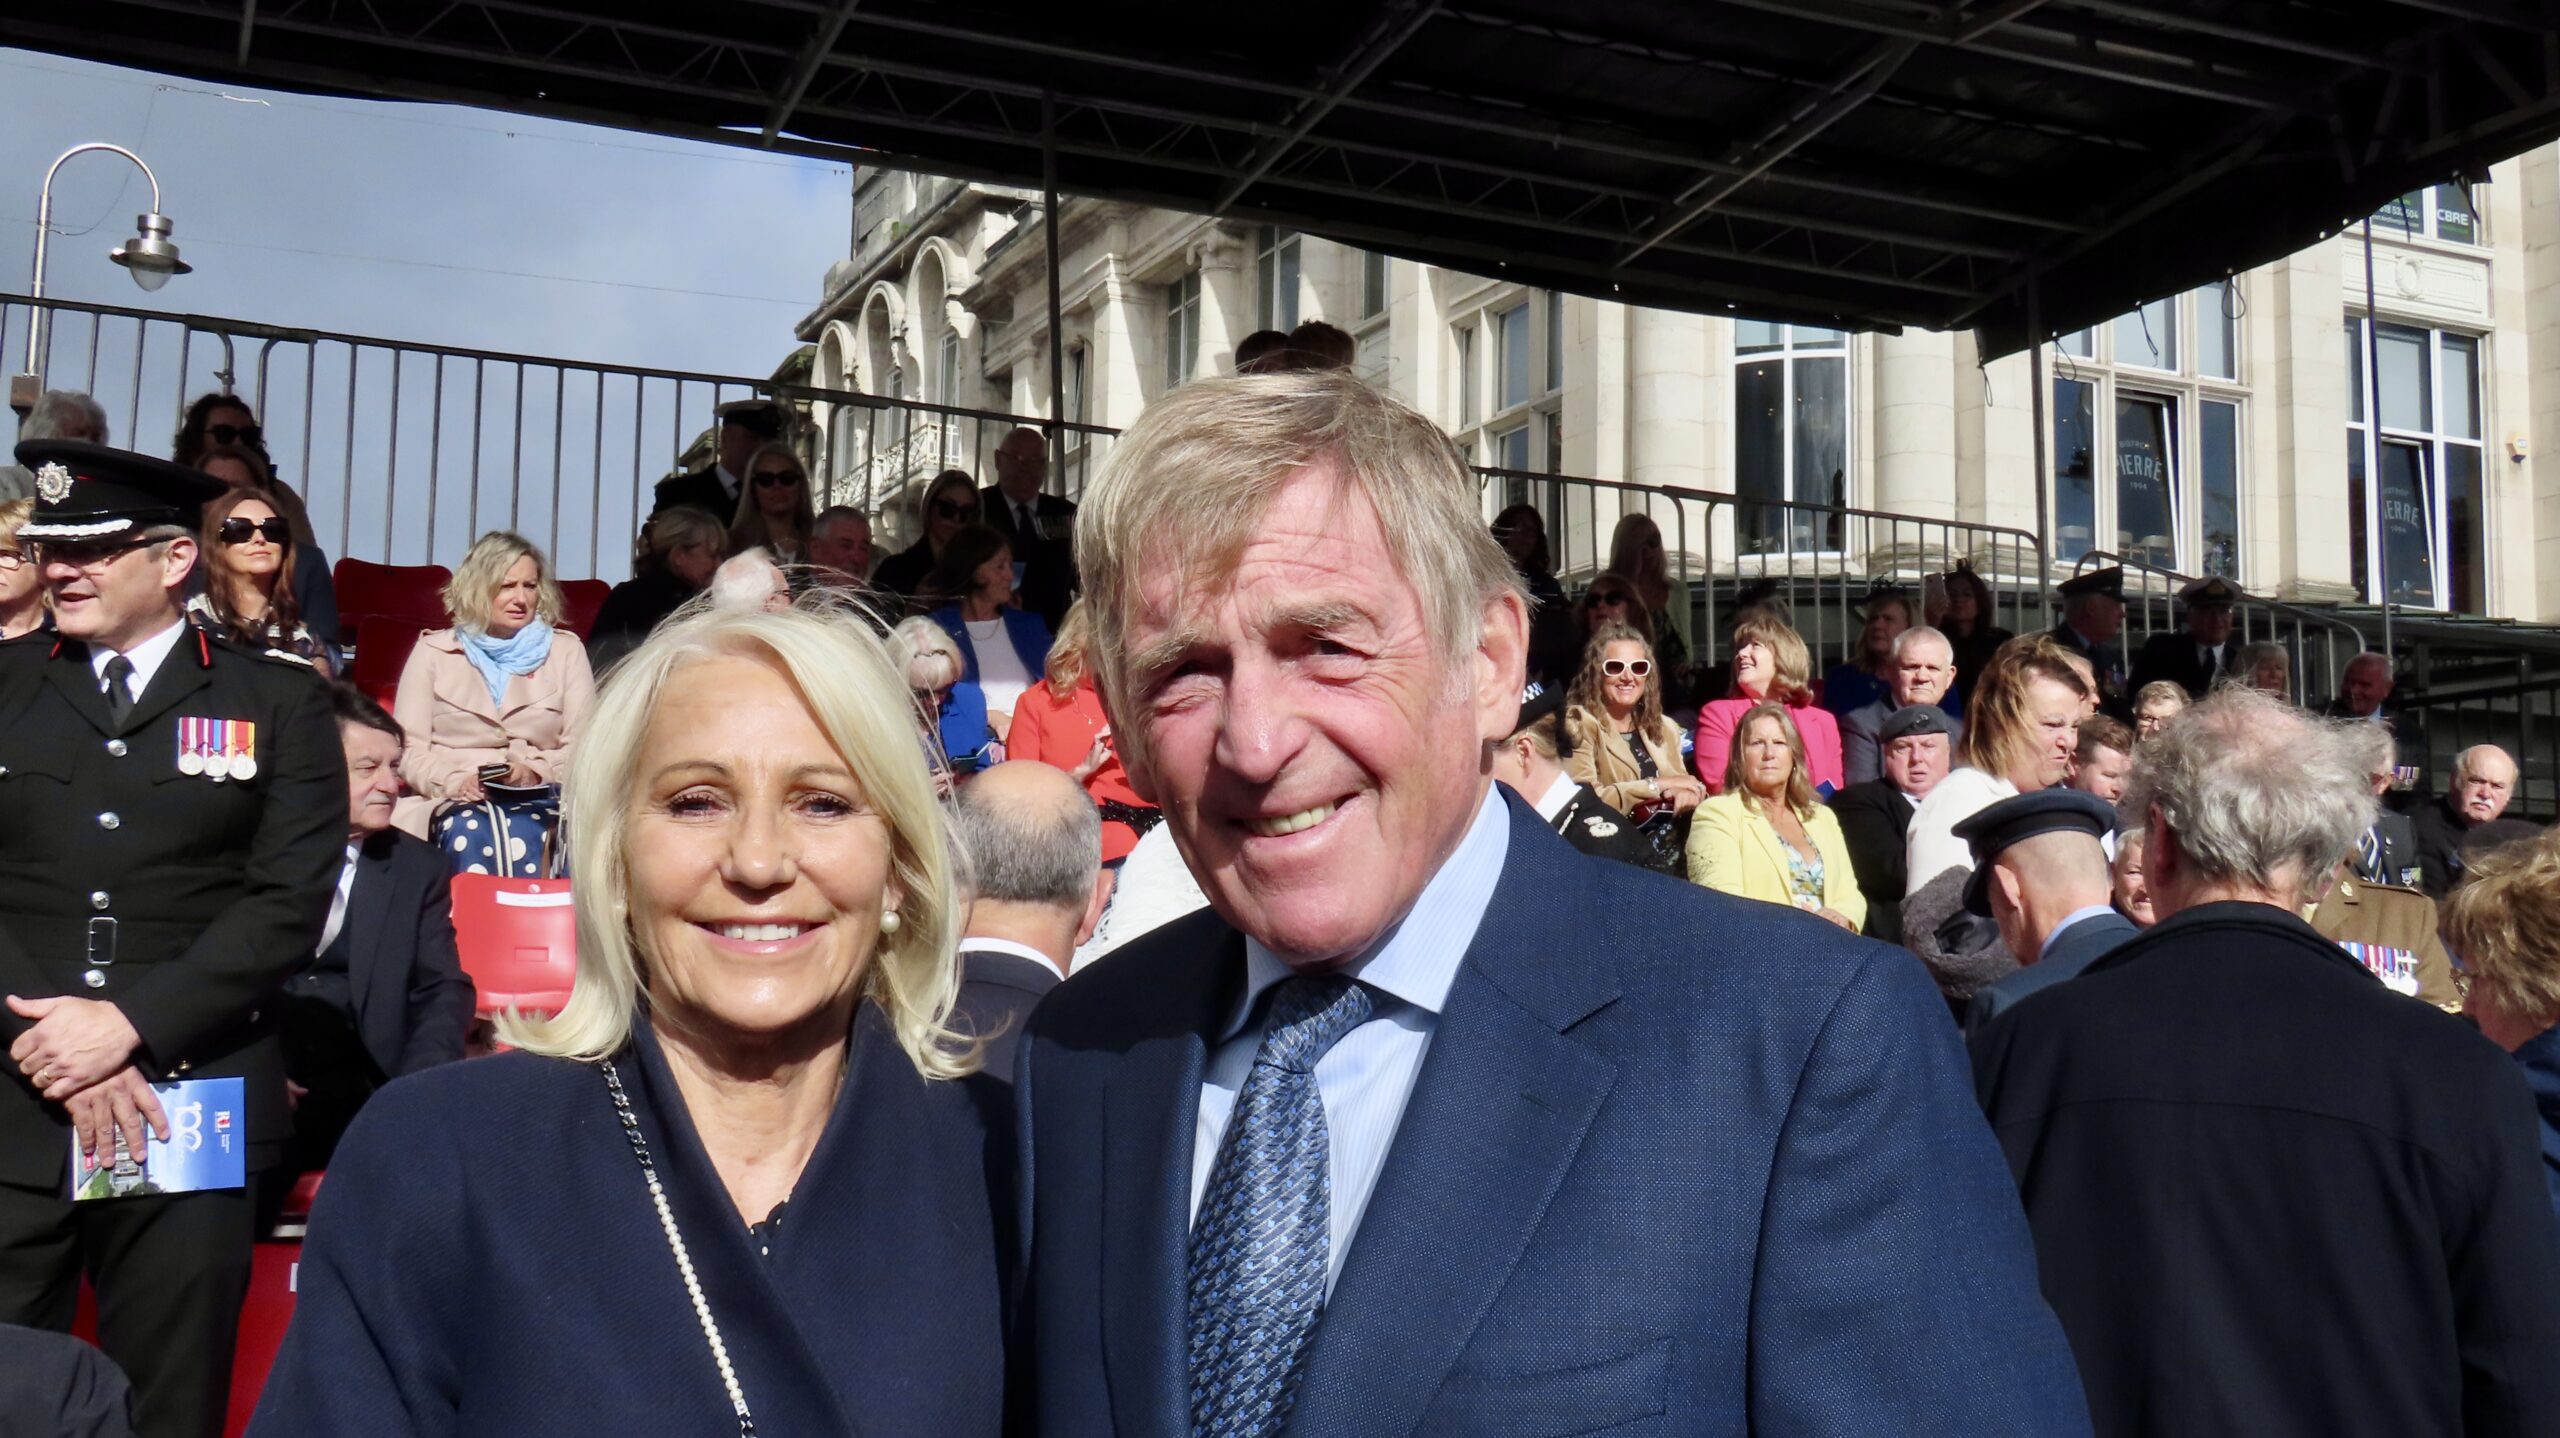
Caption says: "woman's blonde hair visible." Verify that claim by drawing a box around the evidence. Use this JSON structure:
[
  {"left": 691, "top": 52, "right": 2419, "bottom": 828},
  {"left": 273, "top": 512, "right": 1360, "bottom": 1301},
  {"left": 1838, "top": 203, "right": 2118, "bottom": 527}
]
[
  {"left": 1959, "top": 633, "right": 2091, "bottom": 778},
  {"left": 891, "top": 614, "right": 964, "bottom": 691},
  {"left": 444, "top": 530, "right": 564, "bottom": 633},
  {"left": 1074, "top": 369, "right": 1523, "bottom": 749},
  {"left": 1044, "top": 599, "right": 1093, "bottom": 699},
  {"left": 501, "top": 601, "right": 972, "bottom": 1079},
  {"left": 1727, "top": 700, "right": 1816, "bottom": 820},
  {"left": 728, "top": 440, "right": 814, "bottom": 556},
  {"left": 1729, "top": 611, "right": 1813, "bottom": 705},
  {"left": 0, "top": 496, "right": 32, "bottom": 542},
  {"left": 2443, "top": 827, "right": 2560, "bottom": 1031}
]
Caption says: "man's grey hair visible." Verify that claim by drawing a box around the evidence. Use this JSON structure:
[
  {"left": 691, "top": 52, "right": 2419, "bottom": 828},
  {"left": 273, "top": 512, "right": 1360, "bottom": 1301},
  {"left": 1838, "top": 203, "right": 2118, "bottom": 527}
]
[
  {"left": 2124, "top": 687, "right": 2376, "bottom": 896},
  {"left": 19, "top": 390, "right": 108, "bottom": 443},
  {"left": 2343, "top": 650, "right": 2392, "bottom": 679},
  {"left": 813, "top": 505, "right": 869, "bottom": 535},
  {"left": 949, "top": 779, "right": 1101, "bottom": 909},
  {"left": 1891, "top": 625, "right": 1951, "bottom": 661},
  {"left": 2456, "top": 743, "right": 2518, "bottom": 782},
  {"left": 2339, "top": 720, "right": 2397, "bottom": 781}
]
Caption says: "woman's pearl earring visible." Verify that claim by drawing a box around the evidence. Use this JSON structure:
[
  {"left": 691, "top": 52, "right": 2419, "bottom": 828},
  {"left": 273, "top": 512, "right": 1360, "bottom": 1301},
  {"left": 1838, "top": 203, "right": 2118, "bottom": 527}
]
[{"left": 878, "top": 910, "right": 901, "bottom": 935}]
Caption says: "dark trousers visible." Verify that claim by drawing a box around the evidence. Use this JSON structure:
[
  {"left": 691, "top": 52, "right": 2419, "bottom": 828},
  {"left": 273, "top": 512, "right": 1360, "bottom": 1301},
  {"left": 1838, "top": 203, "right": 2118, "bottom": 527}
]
[{"left": 0, "top": 1175, "right": 257, "bottom": 1438}]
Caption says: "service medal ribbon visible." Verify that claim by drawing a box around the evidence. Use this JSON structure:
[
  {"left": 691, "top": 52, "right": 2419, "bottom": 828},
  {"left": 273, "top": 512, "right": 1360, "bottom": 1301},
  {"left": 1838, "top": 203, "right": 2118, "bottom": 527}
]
[
  {"left": 230, "top": 720, "right": 258, "bottom": 781},
  {"left": 177, "top": 717, "right": 206, "bottom": 776}
]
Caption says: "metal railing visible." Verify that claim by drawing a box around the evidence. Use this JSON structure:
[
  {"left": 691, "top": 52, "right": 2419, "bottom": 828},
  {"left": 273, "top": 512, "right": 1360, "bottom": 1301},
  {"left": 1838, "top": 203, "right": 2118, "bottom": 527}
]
[
  {"left": 1, "top": 291, "right": 1106, "bottom": 583},
  {"left": 1480, "top": 467, "right": 2051, "bottom": 668},
  {"left": 2067, "top": 550, "right": 2372, "bottom": 705}
]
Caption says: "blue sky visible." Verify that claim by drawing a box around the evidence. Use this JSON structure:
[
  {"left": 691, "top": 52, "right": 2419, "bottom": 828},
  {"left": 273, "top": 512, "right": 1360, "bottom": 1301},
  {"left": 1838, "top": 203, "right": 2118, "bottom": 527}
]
[{"left": 0, "top": 50, "right": 854, "bottom": 576}]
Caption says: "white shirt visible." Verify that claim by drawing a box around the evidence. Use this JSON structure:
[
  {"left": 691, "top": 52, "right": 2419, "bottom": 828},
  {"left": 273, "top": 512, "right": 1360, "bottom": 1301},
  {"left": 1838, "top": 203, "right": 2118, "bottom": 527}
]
[
  {"left": 968, "top": 617, "right": 1033, "bottom": 716},
  {"left": 90, "top": 616, "right": 189, "bottom": 700},
  {"left": 318, "top": 842, "right": 361, "bottom": 955},
  {"left": 1904, "top": 766, "right": 2020, "bottom": 896},
  {"left": 1188, "top": 786, "right": 1509, "bottom": 1294},
  {"left": 956, "top": 935, "right": 1063, "bottom": 975},
  {"left": 1532, "top": 770, "right": 1578, "bottom": 823},
  {"left": 713, "top": 462, "right": 743, "bottom": 506},
  {"left": 1071, "top": 823, "right": 1207, "bottom": 970}
]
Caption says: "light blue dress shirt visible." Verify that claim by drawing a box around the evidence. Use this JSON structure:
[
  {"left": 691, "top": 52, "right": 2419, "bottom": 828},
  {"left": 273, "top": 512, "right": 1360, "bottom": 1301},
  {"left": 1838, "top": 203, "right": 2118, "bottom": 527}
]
[
  {"left": 2039, "top": 904, "right": 2121, "bottom": 961},
  {"left": 1188, "top": 784, "right": 1511, "bottom": 1295}
]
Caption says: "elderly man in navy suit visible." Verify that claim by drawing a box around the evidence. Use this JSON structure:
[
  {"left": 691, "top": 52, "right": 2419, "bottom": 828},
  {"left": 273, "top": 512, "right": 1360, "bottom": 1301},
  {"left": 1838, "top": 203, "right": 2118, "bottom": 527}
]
[{"left": 1015, "top": 370, "right": 2090, "bottom": 1437}]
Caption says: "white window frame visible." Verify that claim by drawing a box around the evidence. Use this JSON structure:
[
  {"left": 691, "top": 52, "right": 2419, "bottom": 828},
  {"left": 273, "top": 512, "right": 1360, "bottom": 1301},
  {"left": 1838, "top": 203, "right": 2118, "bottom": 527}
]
[
  {"left": 1162, "top": 270, "right": 1201, "bottom": 394},
  {"left": 1452, "top": 287, "right": 1570, "bottom": 559},
  {"left": 2046, "top": 282, "right": 2250, "bottom": 580},
  {"left": 2345, "top": 315, "right": 2488, "bottom": 612},
  {"left": 2374, "top": 182, "right": 2485, "bottom": 247},
  {"left": 1731, "top": 320, "right": 1853, "bottom": 558},
  {"left": 1256, "top": 227, "right": 1302, "bottom": 332}
]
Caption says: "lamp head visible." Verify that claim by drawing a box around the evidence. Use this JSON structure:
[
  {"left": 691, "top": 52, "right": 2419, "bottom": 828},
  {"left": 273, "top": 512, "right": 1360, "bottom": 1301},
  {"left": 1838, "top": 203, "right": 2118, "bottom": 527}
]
[{"left": 110, "top": 213, "right": 189, "bottom": 292}]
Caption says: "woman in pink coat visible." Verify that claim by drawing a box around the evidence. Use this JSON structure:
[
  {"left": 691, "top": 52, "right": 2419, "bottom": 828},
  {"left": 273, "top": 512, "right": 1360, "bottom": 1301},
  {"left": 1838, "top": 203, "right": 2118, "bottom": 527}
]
[{"left": 1693, "top": 608, "right": 1844, "bottom": 798}]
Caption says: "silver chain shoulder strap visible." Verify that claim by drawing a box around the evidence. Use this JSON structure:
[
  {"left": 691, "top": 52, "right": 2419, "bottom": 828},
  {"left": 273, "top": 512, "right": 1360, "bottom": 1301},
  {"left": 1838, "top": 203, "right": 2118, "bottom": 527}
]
[{"left": 602, "top": 1058, "right": 757, "bottom": 1437}]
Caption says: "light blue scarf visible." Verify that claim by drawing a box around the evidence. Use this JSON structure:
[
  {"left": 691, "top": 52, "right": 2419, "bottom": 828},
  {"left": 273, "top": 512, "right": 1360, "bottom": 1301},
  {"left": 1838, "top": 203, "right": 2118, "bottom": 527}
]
[{"left": 456, "top": 618, "right": 554, "bottom": 708}]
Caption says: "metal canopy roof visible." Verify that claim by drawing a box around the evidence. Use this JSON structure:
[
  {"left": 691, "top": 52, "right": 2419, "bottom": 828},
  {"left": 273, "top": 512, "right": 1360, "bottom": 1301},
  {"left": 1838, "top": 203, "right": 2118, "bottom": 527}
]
[{"left": 16, "top": 1, "right": 2560, "bottom": 354}]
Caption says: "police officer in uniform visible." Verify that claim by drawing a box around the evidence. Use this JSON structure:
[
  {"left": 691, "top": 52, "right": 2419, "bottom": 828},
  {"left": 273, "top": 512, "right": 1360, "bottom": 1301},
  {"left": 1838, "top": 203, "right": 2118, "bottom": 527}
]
[
  {"left": 2046, "top": 566, "right": 2127, "bottom": 710},
  {"left": 0, "top": 441, "right": 343, "bottom": 1438},
  {"left": 2126, "top": 574, "right": 2246, "bottom": 701},
  {"left": 1489, "top": 687, "right": 1654, "bottom": 868}
]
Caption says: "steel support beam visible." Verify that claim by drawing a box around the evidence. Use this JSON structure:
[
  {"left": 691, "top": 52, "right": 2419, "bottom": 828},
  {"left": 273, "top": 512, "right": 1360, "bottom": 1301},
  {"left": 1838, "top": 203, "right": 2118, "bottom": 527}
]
[
  {"left": 1211, "top": 0, "right": 1440, "bottom": 215},
  {"left": 763, "top": 0, "right": 863, "bottom": 147}
]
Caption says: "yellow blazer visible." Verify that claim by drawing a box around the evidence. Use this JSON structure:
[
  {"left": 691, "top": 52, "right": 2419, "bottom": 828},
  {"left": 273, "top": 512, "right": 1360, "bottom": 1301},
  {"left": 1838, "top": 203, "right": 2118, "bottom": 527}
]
[{"left": 1685, "top": 791, "right": 1866, "bottom": 929}]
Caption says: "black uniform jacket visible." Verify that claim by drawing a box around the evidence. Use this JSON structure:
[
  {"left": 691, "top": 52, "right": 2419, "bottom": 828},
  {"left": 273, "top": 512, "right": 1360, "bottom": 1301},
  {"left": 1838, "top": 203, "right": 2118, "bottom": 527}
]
[
  {"left": 1825, "top": 778, "right": 1914, "bottom": 944},
  {"left": 1974, "top": 901, "right": 2560, "bottom": 1438},
  {"left": 649, "top": 465, "right": 735, "bottom": 522},
  {"left": 0, "top": 628, "right": 345, "bottom": 1187},
  {"left": 2125, "top": 628, "right": 2244, "bottom": 701},
  {"left": 1547, "top": 781, "right": 1654, "bottom": 867}
]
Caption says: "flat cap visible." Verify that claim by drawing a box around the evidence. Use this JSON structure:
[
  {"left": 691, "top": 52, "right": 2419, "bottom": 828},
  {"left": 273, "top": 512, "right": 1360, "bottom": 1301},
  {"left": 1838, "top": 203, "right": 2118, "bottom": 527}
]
[
  {"left": 1953, "top": 789, "right": 2119, "bottom": 916},
  {"left": 1879, "top": 704, "right": 1953, "bottom": 746}
]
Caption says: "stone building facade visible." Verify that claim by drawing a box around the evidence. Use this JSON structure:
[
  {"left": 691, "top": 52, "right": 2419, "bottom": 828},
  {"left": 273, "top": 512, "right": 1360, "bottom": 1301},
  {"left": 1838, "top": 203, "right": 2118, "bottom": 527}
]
[{"left": 796, "top": 152, "right": 2560, "bottom": 625}]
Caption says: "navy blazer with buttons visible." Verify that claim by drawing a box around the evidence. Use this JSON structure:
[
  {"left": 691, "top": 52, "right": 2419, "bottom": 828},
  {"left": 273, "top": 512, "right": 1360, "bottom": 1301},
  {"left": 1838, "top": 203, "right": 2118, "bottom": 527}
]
[
  {"left": 251, "top": 1003, "right": 1007, "bottom": 1437},
  {"left": 929, "top": 604, "right": 1052, "bottom": 692},
  {"left": 1015, "top": 790, "right": 2091, "bottom": 1437}
]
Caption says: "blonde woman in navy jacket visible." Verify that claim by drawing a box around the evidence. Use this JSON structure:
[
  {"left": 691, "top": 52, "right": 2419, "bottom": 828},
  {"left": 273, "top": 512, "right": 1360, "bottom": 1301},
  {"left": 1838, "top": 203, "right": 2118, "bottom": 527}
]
[{"left": 252, "top": 603, "right": 1005, "bottom": 1437}]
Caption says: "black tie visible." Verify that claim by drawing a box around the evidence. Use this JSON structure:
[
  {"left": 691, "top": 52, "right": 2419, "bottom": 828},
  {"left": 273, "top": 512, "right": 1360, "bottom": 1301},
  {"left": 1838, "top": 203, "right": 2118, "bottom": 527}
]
[
  {"left": 102, "top": 655, "right": 136, "bottom": 726},
  {"left": 1015, "top": 501, "right": 1035, "bottom": 539}
]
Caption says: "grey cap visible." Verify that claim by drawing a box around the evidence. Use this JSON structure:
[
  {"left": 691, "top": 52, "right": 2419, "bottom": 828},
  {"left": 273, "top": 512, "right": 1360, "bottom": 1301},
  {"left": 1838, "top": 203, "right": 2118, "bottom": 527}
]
[{"left": 1879, "top": 704, "right": 1953, "bottom": 746}]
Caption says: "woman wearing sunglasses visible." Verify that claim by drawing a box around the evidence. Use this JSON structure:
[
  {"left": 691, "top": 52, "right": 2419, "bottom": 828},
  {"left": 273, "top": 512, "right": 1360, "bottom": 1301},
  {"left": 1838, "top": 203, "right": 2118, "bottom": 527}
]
[
  {"left": 1573, "top": 572, "right": 1656, "bottom": 653},
  {"left": 0, "top": 498, "right": 42, "bottom": 640},
  {"left": 1563, "top": 622, "right": 1704, "bottom": 836},
  {"left": 728, "top": 441, "right": 814, "bottom": 565},
  {"left": 188, "top": 486, "right": 333, "bottom": 671},
  {"left": 872, "top": 469, "right": 982, "bottom": 602},
  {"left": 191, "top": 432, "right": 344, "bottom": 650},
  {"left": 1687, "top": 701, "right": 1864, "bottom": 933}
]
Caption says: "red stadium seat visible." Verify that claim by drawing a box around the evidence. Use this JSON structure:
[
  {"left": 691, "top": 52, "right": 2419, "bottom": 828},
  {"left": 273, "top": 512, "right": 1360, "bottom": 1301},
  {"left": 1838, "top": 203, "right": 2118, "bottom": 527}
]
[
  {"left": 557, "top": 577, "right": 610, "bottom": 640},
  {"left": 448, "top": 875, "right": 577, "bottom": 1019},
  {"left": 347, "top": 614, "right": 430, "bottom": 711},
  {"left": 333, "top": 557, "right": 451, "bottom": 630}
]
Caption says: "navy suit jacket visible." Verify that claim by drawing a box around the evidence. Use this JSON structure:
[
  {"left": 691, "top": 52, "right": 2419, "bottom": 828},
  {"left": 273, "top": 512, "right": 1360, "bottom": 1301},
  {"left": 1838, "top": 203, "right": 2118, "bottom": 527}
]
[
  {"left": 930, "top": 603, "right": 1053, "bottom": 691},
  {"left": 1963, "top": 910, "right": 2140, "bottom": 1035},
  {"left": 251, "top": 1003, "right": 1006, "bottom": 1437},
  {"left": 1017, "top": 792, "right": 2090, "bottom": 1437},
  {"left": 343, "top": 829, "right": 476, "bottom": 1079}
]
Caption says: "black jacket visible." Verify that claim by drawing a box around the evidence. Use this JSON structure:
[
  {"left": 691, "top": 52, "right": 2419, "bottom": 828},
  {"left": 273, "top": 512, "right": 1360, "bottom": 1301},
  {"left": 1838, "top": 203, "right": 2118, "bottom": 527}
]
[
  {"left": 950, "top": 944, "right": 1059, "bottom": 1092},
  {"left": 0, "top": 628, "right": 345, "bottom": 1183},
  {"left": 1544, "top": 781, "right": 1654, "bottom": 867},
  {"left": 1826, "top": 778, "right": 1915, "bottom": 944},
  {"left": 2126, "top": 628, "right": 2244, "bottom": 701},
  {"left": 586, "top": 565, "right": 698, "bottom": 672},
  {"left": 1974, "top": 901, "right": 2560, "bottom": 1438},
  {"left": 649, "top": 466, "right": 736, "bottom": 522},
  {"left": 2410, "top": 795, "right": 2474, "bottom": 899},
  {"left": 982, "top": 486, "right": 1080, "bottom": 630},
  {"left": 341, "top": 829, "right": 476, "bottom": 1079},
  {"left": 871, "top": 538, "right": 937, "bottom": 606}
]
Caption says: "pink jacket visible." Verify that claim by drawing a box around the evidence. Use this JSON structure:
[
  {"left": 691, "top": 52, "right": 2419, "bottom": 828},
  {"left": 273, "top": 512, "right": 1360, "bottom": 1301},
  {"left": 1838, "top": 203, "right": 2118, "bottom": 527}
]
[
  {"left": 390, "top": 626, "right": 596, "bottom": 837},
  {"left": 1694, "top": 696, "right": 1845, "bottom": 797}
]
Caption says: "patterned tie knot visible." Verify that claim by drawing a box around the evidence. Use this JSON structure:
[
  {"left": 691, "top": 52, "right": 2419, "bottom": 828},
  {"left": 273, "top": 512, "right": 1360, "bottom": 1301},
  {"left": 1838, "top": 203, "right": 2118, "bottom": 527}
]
[{"left": 1256, "top": 974, "right": 1372, "bottom": 1076}]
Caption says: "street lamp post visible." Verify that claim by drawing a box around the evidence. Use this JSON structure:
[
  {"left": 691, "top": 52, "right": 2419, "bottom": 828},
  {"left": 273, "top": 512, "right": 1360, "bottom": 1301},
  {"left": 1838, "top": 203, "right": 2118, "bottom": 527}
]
[{"left": 13, "top": 142, "right": 192, "bottom": 416}]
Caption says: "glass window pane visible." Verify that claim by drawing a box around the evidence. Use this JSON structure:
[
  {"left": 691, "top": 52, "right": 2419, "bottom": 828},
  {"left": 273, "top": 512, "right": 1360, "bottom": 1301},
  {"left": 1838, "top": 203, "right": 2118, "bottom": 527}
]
[
  {"left": 2196, "top": 280, "right": 2236, "bottom": 380},
  {"left": 1546, "top": 290, "right": 1563, "bottom": 392},
  {"left": 2057, "top": 328, "right": 2094, "bottom": 359},
  {"left": 2200, "top": 401, "right": 2240, "bottom": 579},
  {"left": 1735, "top": 318, "right": 1782, "bottom": 354},
  {"left": 1498, "top": 302, "right": 1531, "bottom": 410},
  {"left": 1543, "top": 410, "right": 1564, "bottom": 477},
  {"left": 1794, "top": 326, "right": 1844, "bottom": 347},
  {"left": 2445, "top": 443, "right": 2485, "bottom": 613},
  {"left": 1494, "top": 424, "right": 1530, "bottom": 473},
  {"left": 2434, "top": 184, "right": 2477, "bottom": 245},
  {"left": 2115, "top": 396, "right": 2176, "bottom": 568},
  {"left": 2345, "top": 318, "right": 2364, "bottom": 424},
  {"left": 2442, "top": 334, "right": 2480, "bottom": 439},
  {"left": 1735, "top": 360, "right": 1785, "bottom": 553},
  {"left": 2378, "top": 439, "right": 2436, "bottom": 606},
  {"left": 1256, "top": 230, "right": 1276, "bottom": 331},
  {"left": 1457, "top": 326, "right": 1477, "bottom": 427},
  {"left": 2347, "top": 433, "right": 2370, "bottom": 597},
  {"left": 2377, "top": 324, "right": 2430, "bottom": 432},
  {"left": 1361, "top": 250, "right": 1387, "bottom": 317},
  {"left": 1278, "top": 238, "right": 1301, "bottom": 331},
  {"left": 2112, "top": 298, "right": 2176, "bottom": 370},
  {"left": 2055, "top": 378, "right": 2097, "bottom": 561},
  {"left": 2376, "top": 191, "right": 2424, "bottom": 238},
  {"left": 1792, "top": 356, "right": 1848, "bottom": 550}
]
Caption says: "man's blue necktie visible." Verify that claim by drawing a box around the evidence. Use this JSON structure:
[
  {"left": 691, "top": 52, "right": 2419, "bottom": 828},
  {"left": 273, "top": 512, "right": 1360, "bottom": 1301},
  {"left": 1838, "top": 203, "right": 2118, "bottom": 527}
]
[{"left": 1187, "top": 973, "right": 1374, "bottom": 1438}]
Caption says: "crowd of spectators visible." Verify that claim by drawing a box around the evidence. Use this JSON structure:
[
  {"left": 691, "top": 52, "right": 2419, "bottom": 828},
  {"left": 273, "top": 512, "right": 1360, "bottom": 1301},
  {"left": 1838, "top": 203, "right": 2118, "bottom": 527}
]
[{"left": 8, "top": 345, "right": 2560, "bottom": 1438}]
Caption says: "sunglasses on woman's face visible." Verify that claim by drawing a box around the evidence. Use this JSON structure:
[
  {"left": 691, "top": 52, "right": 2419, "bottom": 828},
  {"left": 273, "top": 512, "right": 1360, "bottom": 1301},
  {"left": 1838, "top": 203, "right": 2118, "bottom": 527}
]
[
  {"left": 1589, "top": 592, "right": 1630, "bottom": 607},
  {"left": 218, "top": 517, "right": 292, "bottom": 545},
  {"left": 1602, "top": 658, "right": 1652, "bottom": 678},
  {"left": 753, "top": 469, "right": 801, "bottom": 490},
  {"left": 931, "top": 498, "right": 979, "bottom": 521},
  {"left": 205, "top": 422, "right": 262, "bottom": 446}
]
